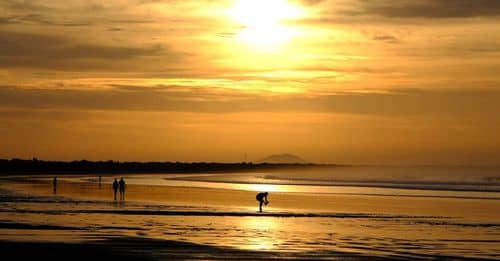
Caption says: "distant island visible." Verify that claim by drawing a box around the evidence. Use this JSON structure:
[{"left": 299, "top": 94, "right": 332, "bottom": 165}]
[
  {"left": 258, "top": 154, "right": 307, "bottom": 164},
  {"left": 0, "top": 158, "right": 338, "bottom": 175}
]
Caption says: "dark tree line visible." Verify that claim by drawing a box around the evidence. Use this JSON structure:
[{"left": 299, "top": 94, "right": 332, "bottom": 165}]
[{"left": 0, "top": 158, "right": 332, "bottom": 175}]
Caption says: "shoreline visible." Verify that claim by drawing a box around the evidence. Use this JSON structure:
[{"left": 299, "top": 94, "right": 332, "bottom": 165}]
[
  {"left": 167, "top": 176, "right": 500, "bottom": 194},
  {"left": 5, "top": 171, "right": 500, "bottom": 196}
]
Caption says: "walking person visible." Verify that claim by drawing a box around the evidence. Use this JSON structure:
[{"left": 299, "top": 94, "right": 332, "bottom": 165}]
[
  {"left": 52, "top": 177, "right": 57, "bottom": 194},
  {"left": 113, "top": 178, "right": 119, "bottom": 200},
  {"left": 119, "top": 177, "right": 126, "bottom": 201}
]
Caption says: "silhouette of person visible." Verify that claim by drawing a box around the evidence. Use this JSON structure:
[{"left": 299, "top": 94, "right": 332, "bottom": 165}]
[
  {"left": 256, "top": 192, "right": 269, "bottom": 212},
  {"left": 52, "top": 177, "right": 57, "bottom": 194},
  {"left": 119, "top": 177, "right": 126, "bottom": 201},
  {"left": 113, "top": 178, "right": 119, "bottom": 200}
]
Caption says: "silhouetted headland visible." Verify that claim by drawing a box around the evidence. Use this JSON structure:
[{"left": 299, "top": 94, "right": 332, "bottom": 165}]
[
  {"left": 0, "top": 158, "right": 342, "bottom": 176},
  {"left": 258, "top": 153, "right": 307, "bottom": 164}
]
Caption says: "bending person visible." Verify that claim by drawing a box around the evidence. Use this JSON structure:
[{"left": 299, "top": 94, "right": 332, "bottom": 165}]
[{"left": 256, "top": 192, "right": 269, "bottom": 212}]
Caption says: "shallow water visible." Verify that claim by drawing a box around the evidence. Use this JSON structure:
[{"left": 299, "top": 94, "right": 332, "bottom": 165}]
[{"left": 1, "top": 171, "right": 499, "bottom": 259}]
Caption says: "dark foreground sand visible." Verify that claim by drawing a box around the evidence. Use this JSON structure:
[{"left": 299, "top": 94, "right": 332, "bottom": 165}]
[
  {"left": 0, "top": 235, "right": 488, "bottom": 261},
  {"left": 0, "top": 233, "right": 390, "bottom": 260}
]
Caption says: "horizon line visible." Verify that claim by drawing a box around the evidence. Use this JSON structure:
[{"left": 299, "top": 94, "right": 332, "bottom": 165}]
[{"left": 1, "top": 158, "right": 499, "bottom": 168}]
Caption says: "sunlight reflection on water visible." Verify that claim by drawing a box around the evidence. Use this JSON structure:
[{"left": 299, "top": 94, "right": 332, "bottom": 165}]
[
  {"left": 239, "top": 217, "right": 282, "bottom": 250},
  {"left": 244, "top": 183, "right": 280, "bottom": 193},
  {"left": 119, "top": 175, "right": 500, "bottom": 200}
]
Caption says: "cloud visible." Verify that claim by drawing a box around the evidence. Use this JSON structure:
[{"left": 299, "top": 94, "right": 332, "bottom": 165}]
[
  {"left": 354, "top": 0, "right": 500, "bottom": 18},
  {"left": 108, "top": 27, "right": 122, "bottom": 31},
  {"left": 0, "top": 0, "right": 51, "bottom": 12},
  {"left": 301, "top": 0, "right": 500, "bottom": 26},
  {"left": 0, "top": 30, "right": 173, "bottom": 71},
  {"left": 0, "top": 108, "right": 93, "bottom": 122},
  {"left": 1, "top": 85, "right": 500, "bottom": 125},
  {"left": 0, "top": 16, "right": 15, "bottom": 25},
  {"left": 0, "top": 13, "right": 92, "bottom": 26},
  {"left": 372, "top": 34, "right": 399, "bottom": 43},
  {"left": 0, "top": 0, "right": 155, "bottom": 27},
  {"left": 296, "top": 0, "right": 327, "bottom": 5}
]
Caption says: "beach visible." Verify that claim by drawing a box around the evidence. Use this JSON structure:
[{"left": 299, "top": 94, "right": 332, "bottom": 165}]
[
  {"left": 3, "top": 0, "right": 500, "bottom": 259},
  {"left": 1, "top": 169, "right": 499, "bottom": 260}
]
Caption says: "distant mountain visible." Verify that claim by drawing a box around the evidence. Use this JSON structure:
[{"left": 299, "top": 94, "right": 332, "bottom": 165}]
[{"left": 258, "top": 154, "right": 307, "bottom": 164}]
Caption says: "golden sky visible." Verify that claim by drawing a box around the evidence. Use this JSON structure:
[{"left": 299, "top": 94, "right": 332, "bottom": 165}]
[{"left": 1, "top": 0, "right": 500, "bottom": 164}]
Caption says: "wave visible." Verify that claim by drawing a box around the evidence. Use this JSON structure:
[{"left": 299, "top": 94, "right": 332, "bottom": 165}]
[
  {"left": 164, "top": 166, "right": 500, "bottom": 193},
  {"left": 174, "top": 176, "right": 500, "bottom": 193}
]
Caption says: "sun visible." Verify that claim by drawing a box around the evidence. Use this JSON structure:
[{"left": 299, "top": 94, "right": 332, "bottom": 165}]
[
  {"left": 228, "top": 0, "right": 304, "bottom": 48},
  {"left": 229, "top": 0, "right": 302, "bottom": 27}
]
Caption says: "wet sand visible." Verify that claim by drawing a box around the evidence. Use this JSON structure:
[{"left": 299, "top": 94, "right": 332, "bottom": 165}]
[
  {"left": 1, "top": 174, "right": 499, "bottom": 260},
  {"left": 6, "top": 175, "right": 499, "bottom": 221},
  {"left": 0, "top": 236, "right": 397, "bottom": 261}
]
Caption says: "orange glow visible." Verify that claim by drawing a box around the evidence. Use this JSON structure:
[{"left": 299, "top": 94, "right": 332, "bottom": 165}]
[{"left": 228, "top": 0, "right": 304, "bottom": 48}]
